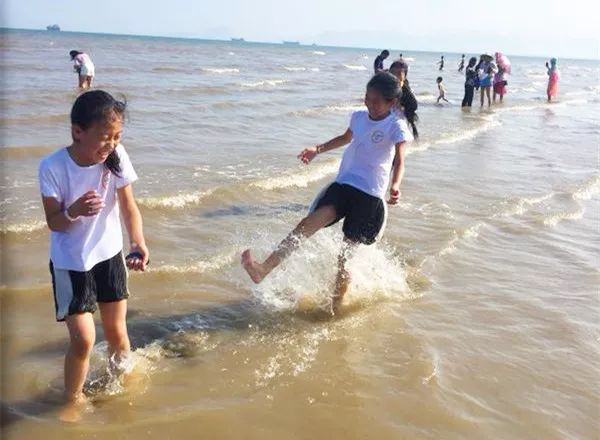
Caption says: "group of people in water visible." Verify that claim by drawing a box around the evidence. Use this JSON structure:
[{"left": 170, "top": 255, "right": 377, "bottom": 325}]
[
  {"left": 47, "top": 48, "right": 421, "bottom": 422},
  {"left": 374, "top": 50, "right": 561, "bottom": 108},
  {"left": 49, "top": 46, "right": 562, "bottom": 421}
]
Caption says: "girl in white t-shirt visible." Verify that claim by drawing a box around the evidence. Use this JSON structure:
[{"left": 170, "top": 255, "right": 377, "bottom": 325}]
[
  {"left": 242, "top": 72, "right": 412, "bottom": 314},
  {"left": 70, "top": 50, "right": 95, "bottom": 89},
  {"left": 38, "top": 90, "right": 149, "bottom": 421}
]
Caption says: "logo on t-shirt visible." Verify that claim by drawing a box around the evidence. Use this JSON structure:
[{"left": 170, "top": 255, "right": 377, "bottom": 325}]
[
  {"left": 101, "top": 169, "right": 110, "bottom": 189},
  {"left": 371, "top": 130, "right": 384, "bottom": 144}
]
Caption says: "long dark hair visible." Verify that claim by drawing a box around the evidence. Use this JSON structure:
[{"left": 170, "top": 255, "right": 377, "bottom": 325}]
[
  {"left": 367, "top": 71, "right": 401, "bottom": 102},
  {"left": 69, "top": 50, "right": 82, "bottom": 60},
  {"left": 70, "top": 90, "right": 126, "bottom": 176},
  {"left": 388, "top": 60, "right": 419, "bottom": 139}
]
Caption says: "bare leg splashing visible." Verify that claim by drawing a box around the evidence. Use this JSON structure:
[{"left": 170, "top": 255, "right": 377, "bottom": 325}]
[{"left": 242, "top": 205, "right": 338, "bottom": 292}]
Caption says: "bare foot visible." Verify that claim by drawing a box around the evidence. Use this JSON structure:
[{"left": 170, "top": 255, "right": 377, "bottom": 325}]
[
  {"left": 241, "top": 249, "right": 266, "bottom": 283},
  {"left": 331, "top": 296, "right": 343, "bottom": 316},
  {"left": 58, "top": 394, "right": 88, "bottom": 423}
]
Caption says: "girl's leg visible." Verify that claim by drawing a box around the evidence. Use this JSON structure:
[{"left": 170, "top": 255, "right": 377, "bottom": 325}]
[
  {"left": 486, "top": 87, "right": 492, "bottom": 106},
  {"left": 332, "top": 238, "right": 358, "bottom": 314},
  {"left": 78, "top": 75, "right": 85, "bottom": 89},
  {"left": 480, "top": 87, "right": 484, "bottom": 106},
  {"left": 86, "top": 76, "right": 93, "bottom": 89},
  {"left": 99, "top": 300, "right": 130, "bottom": 371},
  {"left": 493, "top": 90, "right": 497, "bottom": 103},
  {"left": 64, "top": 313, "right": 96, "bottom": 402},
  {"left": 466, "top": 86, "right": 474, "bottom": 107},
  {"left": 242, "top": 205, "right": 337, "bottom": 283}
]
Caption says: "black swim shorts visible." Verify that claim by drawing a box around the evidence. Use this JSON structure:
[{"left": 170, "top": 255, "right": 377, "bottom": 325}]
[
  {"left": 49, "top": 251, "right": 129, "bottom": 322},
  {"left": 313, "top": 182, "right": 385, "bottom": 245}
]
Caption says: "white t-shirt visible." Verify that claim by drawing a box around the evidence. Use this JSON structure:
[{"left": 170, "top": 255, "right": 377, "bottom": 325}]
[
  {"left": 336, "top": 110, "right": 413, "bottom": 199},
  {"left": 74, "top": 53, "right": 95, "bottom": 77},
  {"left": 39, "top": 144, "right": 137, "bottom": 271}
]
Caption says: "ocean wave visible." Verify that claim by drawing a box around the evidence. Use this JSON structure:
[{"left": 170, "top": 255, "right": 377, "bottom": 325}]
[
  {"left": 342, "top": 64, "right": 367, "bottom": 71},
  {"left": 249, "top": 159, "right": 340, "bottom": 190},
  {"left": 0, "top": 219, "right": 46, "bottom": 235},
  {"left": 290, "top": 103, "right": 364, "bottom": 117},
  {"left": 283, "top": 66, "right": 307, "bottom": 71},
  {"left": 241, "top": 79, "right": 288, "bottom": 88},
  {"left": 148, "top": 251, "right": 236, "bottom": 274},
  {"left": 494, "top": 98, "right": 588, "bottom": 113},
  {"left": 201, "top": 67, "right": 240, "bottom": 74},
  {"left": 542, "top": 208, "right": 585, "bottom": 226},
  {"left": 435, "top": 115, "right": 500, "bottom": 145},
  {"left": 136, "top": 159, "right": 339, "bottom": 211},
  {"left": 493, "top": 192, "right": 555, "bottom": 218},
  {"left": 312, "top": 51, "right": 326, "bottom": 56},
  {"left": 405, "top": 141, "right": 432, "bottom": 155},
  {"left": 572, "top": 175, "right": 600, "bottom": 200},
  {"left": 137, "top": 189, "right": 215, "bottom": 209},
  {"left": 438, "top": 222, "right": 484, "bottom": 256}
]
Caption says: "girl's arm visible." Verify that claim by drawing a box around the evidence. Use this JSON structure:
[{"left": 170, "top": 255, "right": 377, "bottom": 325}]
[
  {"left": 41, "top": 191, "right": 104, "bottom": 232},
  {"left": 117, "top": 184, "right": 149, "bottom": 271},
  {"left": 297, "top": 128, "right": 353, "bottom": 164},
  {"left": 388, "top": 141, "right": 406, "bottom": 204}
]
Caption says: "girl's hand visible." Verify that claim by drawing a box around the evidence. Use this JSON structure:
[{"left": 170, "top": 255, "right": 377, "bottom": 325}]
[
  {"left": 297, "top": 146, "right": 319, "bottom": 164},
  {"left": 68, "top": 191, "right": 104, "bottom": 218},
  {"left": 387, "top": 188, "right": 401, "bottom": 205},
  {"left": 126, "top": 243, "right": 149, "bottom": 271}
]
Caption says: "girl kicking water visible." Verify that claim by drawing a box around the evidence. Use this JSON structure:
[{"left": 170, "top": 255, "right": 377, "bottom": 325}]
[
  {"left": 39, "top": 90, "right": 149, "bottom": 421},
  {"left": 242, "top": 72, "right": 413, "bottom": 313}
]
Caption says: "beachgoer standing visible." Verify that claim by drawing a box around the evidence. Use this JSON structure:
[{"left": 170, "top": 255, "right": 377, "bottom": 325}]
[
  {"left": 546, "top": 58, "right": 560, "bottom": 102},
  {"left": 458, "top": 54, "right": 465, "bottom": 72},
  {"left": 38, "top": 90, "right": 149, "bottom": 422},
  {"left": 461, "top": 57, "right": 478, "bottom": 107},
  {"left": 493, "top": 66, "right": 507, "bottom": 103},
  {"left": 70, "top": 50, "right": 95, "bottom": 90},
  {"left": 374, "top": 50, "right": 390, "bottom": 73},
  {"left": 389, "top": 60, "right": 419, "bottom": 138}
]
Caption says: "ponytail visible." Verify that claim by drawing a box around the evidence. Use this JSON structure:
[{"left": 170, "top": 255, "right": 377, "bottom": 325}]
[{"left": 399, "top": 81, "right": 419, "bottom": 139}]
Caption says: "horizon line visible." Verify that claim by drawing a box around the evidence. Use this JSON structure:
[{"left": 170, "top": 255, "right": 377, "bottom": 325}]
[{"left": 1, "top": 27, "right": 598, "bottom": 62}]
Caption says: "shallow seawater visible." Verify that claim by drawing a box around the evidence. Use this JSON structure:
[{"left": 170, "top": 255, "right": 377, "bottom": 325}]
[{"left": 1, "top": 29, "right": 599, "bottom": 439}]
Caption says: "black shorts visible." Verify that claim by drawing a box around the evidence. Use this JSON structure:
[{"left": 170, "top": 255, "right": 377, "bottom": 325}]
[
  {"left": 49, "top": 251, "right": 129, "bottom": 322},
  {"left": 313, "top": 182, "right": 385, "bottom": 245}
]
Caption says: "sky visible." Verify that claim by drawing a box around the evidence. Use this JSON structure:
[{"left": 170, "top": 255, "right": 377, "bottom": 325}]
[{"left": 2, "top": 0, "right": 599, "bottom": 59}]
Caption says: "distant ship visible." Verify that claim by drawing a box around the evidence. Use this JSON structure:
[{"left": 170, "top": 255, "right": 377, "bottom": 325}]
[
  {"left": 46, "top": 24, "right": 61, "bottom": 31},
  {"left": 282, "top": 41, "right": 300, "bottom": 46},
  {"left": 231, "top": 38, "right": 245, "bottom": 42}
]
